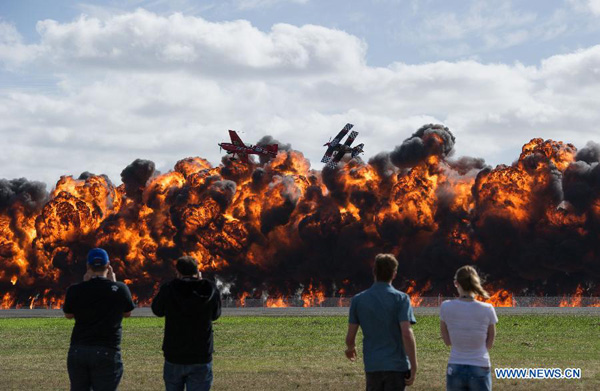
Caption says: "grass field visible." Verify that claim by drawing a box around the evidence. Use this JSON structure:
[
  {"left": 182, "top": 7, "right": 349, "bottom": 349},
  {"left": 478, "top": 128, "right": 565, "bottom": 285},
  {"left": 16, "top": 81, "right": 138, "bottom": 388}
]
[{"left": 0, "top": 315, "right": 598, "bottom": 390}]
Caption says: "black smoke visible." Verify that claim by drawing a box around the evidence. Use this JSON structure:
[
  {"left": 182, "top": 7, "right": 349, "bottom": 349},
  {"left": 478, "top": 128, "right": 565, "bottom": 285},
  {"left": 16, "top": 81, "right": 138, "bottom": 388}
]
[
  {"left": 448, "top": 156, "right": 487, "bottom": 175},
  {"left": 2, "top": 125, "right": 600, "bottom": 307},
  {"left": 121, "top": 159, "right": 156, "bottom": 203},
  {"left": 256, "top": 135, "right": 291, "bottom": 165},
  {"left": 390, "top": 124, "right": 455, "bottom": 168},
  {"left": 0, "top": 178, "right": 48, "bottom": 212},
  {"left": 575, "top": 141, "right": 600, "bottom": 164}
]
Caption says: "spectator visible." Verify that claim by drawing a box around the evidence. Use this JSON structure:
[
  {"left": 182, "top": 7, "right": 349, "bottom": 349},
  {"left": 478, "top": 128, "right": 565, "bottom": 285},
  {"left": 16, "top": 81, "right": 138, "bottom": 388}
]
[
  {"left": 440, "top": 265, "right": 498, "bottom": 391},
  {"left": 152, "top": 256, "right": 222, "bottom": 391},
  {"left": 345, "top": 253, "right": 418, "bottom": 391},
  {"left": 63, "top": 248, "right": 135, "bottom": 391}
]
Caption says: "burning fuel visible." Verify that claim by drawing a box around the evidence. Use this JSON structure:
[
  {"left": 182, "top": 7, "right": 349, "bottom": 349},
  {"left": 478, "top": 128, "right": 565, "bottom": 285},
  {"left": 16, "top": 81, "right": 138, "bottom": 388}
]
[{"left": 1, "top": 124, "right": 600, "bottom": 308}]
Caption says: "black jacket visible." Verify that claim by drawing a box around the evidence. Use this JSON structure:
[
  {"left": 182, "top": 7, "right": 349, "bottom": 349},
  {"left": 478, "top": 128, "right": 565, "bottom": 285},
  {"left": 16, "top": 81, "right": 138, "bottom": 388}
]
[{"left": 151, "top": 278, "right": 221, "bottom": 364}]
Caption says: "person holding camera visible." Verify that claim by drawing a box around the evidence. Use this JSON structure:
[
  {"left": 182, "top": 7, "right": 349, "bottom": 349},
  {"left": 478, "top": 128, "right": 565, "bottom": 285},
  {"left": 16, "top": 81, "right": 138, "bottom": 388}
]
[
  {"left": 151, "top": 256, "right": 222, "bottom": 391},
  {"left": 63, "top": 248, "right": 135, "bottom": 391}
]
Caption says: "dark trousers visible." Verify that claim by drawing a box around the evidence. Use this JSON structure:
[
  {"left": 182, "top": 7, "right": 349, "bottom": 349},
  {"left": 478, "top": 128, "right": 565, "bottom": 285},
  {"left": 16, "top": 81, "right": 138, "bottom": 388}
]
[
  {"left": 163, "top": 360, "right": 213, "bottom": 391},
  {"left": 67, "top": 345, "right": 123, "bottom": 391},
  {"left": 366, "top": 371, "right": 408, "bottom": 391}
]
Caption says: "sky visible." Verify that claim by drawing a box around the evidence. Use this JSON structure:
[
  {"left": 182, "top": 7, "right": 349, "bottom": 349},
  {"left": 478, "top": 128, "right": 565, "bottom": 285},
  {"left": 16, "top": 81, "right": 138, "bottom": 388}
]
[{"left": 1, "top": 0, "right": 599, "bottom": 186}]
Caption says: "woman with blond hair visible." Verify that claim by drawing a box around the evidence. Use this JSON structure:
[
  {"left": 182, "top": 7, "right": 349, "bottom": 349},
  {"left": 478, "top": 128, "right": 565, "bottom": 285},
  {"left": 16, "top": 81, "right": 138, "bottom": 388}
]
[{"left": 440, "top": 266, "right": 498, "bottom": 391}]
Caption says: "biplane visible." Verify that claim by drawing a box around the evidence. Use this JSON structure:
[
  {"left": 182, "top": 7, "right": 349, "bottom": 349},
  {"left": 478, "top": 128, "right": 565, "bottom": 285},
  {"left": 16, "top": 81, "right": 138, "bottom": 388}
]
[
  {"left": 218, "top": 130, "right": 278, "bottom": 163},
  {"left": 321, "top": 123, "right": 364, "bottom": 168}
]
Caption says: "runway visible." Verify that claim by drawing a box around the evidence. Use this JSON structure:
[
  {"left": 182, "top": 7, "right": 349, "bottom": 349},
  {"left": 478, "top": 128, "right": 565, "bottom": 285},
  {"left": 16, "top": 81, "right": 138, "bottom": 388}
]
[{"left": 1, "top": 306, "right": 599, "bottom": 318}]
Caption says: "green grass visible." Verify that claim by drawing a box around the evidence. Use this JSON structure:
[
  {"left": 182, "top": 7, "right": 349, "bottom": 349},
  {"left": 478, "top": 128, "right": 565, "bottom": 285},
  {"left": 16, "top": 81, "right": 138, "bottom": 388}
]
[{"left": 0, "top": 315, "right": 599, "bottom": 390}]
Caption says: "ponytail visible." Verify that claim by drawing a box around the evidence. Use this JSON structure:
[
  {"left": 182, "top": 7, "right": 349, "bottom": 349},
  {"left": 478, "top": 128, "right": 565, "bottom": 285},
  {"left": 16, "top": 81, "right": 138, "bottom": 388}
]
[{"left": 455, "top": 265, "right": 489, "bottom": 299}]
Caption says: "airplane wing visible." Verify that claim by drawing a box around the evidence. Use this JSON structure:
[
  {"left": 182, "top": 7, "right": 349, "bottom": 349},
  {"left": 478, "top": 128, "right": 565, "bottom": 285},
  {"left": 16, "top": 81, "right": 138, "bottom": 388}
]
[
  {"left": 321, "top": 147, "right": 335, "bottom": 163},
  {"left": 329, "top": 123, "right": 353, "bottom": 148},
  {"left": 342, "top": 130, "right": 358, "bottom": 147},
  {"left": 326, "top": 148, "right": 347, "bottom": 168},
  {"left": 326, "top": 155, "right": 341, "bottom": 168},
  {"left": 228, "top": 130, "right": 245, "bottom": 147},
  {"left": 326, "top": 159, "right": 339, "bottom": 169}
]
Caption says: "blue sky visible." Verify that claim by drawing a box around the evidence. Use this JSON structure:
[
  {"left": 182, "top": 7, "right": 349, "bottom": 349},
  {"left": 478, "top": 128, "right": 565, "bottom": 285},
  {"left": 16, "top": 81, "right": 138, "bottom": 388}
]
[
  {"left": 1, "top": 0, "right": 600, "bottom": 184},
  {"left": 4, "top": 0, "right": 599, "bottom": 65}
]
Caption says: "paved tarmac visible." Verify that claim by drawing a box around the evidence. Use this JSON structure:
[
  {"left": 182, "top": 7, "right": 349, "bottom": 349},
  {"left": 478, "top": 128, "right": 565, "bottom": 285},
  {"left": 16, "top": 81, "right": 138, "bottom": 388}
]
[{"left": 1, "top": 306, "right": 599, "bottom": 318}]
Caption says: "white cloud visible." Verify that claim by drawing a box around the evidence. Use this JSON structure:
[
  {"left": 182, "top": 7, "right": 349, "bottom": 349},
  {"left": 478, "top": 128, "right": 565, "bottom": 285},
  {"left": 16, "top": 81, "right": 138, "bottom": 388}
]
[
  {"left": 406, "top": 1, "right": 537, "bottom": 45},
  {"left": 569, "top": 0, "right": 600, "bottom": 15},
  {"left": 235, "top": 0, "right": 309, "bottom": 11},
  {"left": 0, "top": 22, "right": 40, "bottom": 69},
  {"left": 398, "top": 1, "right": 581, "bottom": 58},
  {"left": 1, "top": 10, "right": 599, "bottom": 186},
  {"left": 30, "top": 10, "right": 364, "bottom": 76}
]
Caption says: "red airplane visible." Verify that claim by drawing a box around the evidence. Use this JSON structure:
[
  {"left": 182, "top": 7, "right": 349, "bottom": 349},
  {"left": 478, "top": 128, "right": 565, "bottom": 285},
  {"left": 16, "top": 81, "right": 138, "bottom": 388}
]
[{"left": 218, "top": 130, "right": 278, "bottom": 163}]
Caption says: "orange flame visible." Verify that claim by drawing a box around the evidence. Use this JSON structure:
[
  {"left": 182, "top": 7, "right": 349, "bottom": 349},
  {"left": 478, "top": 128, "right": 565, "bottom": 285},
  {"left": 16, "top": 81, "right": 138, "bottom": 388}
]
[
  {"left": 406, "top": 281, "right": 431, "bottom": 307},
  {"left": 266, "top": 296, "right": 288, "bottom": 308},
  {"left": 238, "top": 292, "right": 249, "bottom": 307},
  {"left": 483, "top": 290, "right": 514, "bottom": 307},
  {"left": 559, "top": 285, "right": 584, "bottom": 307},
  {"left": 1, "top": 292, "right": 15, "bottom": 309},
  {"left": 302, "top": 284, "right": 326, "bottom": 307},
  {"left": 0, "top": 136, "right": 597, "bottom": 307}
]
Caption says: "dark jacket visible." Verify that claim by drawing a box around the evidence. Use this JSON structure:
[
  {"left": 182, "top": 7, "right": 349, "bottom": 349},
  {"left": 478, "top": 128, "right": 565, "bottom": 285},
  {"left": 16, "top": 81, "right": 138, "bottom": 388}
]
[{"left": 151, "top": 278, "right": 221, "bottom": 364}]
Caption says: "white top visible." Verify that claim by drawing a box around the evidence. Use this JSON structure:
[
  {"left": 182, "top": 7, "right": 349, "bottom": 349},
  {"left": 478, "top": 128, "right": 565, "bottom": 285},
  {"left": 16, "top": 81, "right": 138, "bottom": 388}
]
[{"left": 440, "top": 299, "right": 498, "bottom": 367}]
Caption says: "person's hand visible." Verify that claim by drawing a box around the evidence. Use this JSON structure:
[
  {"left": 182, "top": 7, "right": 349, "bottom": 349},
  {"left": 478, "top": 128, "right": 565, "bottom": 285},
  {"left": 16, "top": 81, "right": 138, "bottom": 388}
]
[
  {"left": 107, "top": 265, "right": 116, "bottom": 282},
  {"left": 345, "top": 346, "right": 357, "bottom": 362},
  {"left": 198, "top": 271, "right": 202, "bottom": 280},
  {"left": 405, "top": 366, "right": 417, "bottom": 386}
]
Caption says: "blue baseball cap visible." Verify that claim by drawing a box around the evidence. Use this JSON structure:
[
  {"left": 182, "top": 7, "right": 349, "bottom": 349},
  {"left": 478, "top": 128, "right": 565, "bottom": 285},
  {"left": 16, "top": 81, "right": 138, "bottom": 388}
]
[{"left": 87, "top": 248, "right": 109, "bottom": 267}]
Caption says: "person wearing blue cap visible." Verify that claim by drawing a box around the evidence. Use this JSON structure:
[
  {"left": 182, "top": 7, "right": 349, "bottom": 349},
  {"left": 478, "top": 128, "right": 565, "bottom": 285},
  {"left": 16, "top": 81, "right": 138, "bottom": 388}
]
[{"left": 63, "top": 248, "right": 136, "bottom": 391}]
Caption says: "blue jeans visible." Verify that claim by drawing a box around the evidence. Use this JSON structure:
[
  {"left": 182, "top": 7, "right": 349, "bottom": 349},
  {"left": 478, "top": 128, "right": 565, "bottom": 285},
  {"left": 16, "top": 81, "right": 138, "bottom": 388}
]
[
  {"left": 446, "top": 364, "right": 492, "bottom": 391},
  {"left": 163, "top": 361, "right": 213, "bottom": 391},
  {"left": 67, "top": 345, "right": 123, "bottom": 391}
]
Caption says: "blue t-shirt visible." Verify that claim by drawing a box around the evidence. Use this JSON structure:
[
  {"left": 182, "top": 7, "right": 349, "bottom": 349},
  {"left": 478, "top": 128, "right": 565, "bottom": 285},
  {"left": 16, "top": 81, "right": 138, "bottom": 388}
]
[{"left": 349, "top": 282, "right": 417, "bottom": 372}]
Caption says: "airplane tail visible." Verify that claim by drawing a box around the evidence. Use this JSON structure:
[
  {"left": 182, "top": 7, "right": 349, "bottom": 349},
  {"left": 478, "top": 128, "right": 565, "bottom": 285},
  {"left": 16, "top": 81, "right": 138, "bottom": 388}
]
[{"left": 351, "top": 143, "right": 364, "bottom": 158}]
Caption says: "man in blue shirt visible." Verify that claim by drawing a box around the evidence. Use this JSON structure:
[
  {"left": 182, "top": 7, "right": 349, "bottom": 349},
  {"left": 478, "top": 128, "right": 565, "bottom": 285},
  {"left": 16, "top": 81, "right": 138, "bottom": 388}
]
[{"left": 345, "top": 253, "right": 418, "bottom": 390}]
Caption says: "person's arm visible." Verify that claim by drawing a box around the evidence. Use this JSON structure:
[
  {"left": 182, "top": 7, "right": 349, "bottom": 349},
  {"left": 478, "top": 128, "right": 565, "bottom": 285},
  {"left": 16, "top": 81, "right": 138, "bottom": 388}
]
[
  {"left": 121, "top": 282, "right": 136, "bottom": 317},
  {"left": 63, "top": 286, "right": 75, "bottom": 319},
  {"left": 401, "top": 321, "right": 418, "bottom": 386},
  {"left": 107, "top": 265, "right": 117, "bottom": 283},
  {"left": 345, "top": 323, "right": 359, "bottom": 361},
  {"left": 486, "top": 306, "right": 498, "bottom": 350},
  {"left": 440, "top": 320, "right": 451, "bottom": 346},
  {"left": 212, "top": 286, "right": 222, "bottom": 321},
  {"left": 398, "top": 296, "right": 417, "bottom": 385},
  {"left": 486, "top": 323, "right": 496, "bottom": 350},
  {"left": 345, "top": 297, "right": 360, "bottom": 361},
  {"left": 151, "top": 285, "right": 166, "bottom": 317}
]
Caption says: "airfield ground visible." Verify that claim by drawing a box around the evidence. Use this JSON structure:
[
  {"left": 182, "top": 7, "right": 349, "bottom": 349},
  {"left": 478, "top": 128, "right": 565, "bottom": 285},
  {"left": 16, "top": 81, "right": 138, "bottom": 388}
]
[
  {"left": 1, "top": 309, "right": 599, "bottom": 390},
  {"left": 2, "top": 306, "right": 600, "bottom": 317}
]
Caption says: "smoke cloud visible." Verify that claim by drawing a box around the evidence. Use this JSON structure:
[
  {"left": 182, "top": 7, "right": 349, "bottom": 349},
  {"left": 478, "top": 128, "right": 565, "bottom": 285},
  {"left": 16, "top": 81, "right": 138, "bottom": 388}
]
[{"left": 1, "top": 124, "right": 600, "bottom": 308}]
